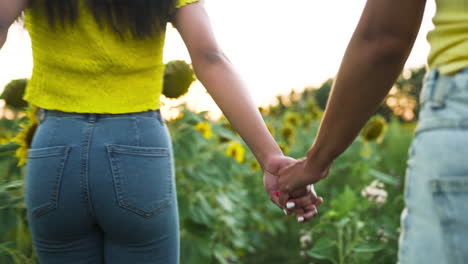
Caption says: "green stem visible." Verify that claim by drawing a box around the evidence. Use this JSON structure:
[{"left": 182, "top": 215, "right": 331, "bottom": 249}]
[{"left": 338, "top": 227, "right": 344, "bottom": 264}]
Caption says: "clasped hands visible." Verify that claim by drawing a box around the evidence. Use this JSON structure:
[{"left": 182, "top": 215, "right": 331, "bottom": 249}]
[{"left": 263, "top": 155, "right": 331, "bottom": 223}]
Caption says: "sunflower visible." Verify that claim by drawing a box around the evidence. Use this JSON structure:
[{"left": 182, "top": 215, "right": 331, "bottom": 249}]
[
  {"left": 305, "top": 102, "right": 323, "bottom": 122},
  {"left": 362, "top": 116, "right": 387, "bottom": 143},
  {"left": 250, "top": 160, "right": 260, "bottom": 172},
  {"left": 0, "top": 138, "right": 10, "bottom": 145},
  {"left": 0, "top": 125, "right": 13, "bottom": 144},
  {"left": 176, "top": 110, "right": 184, "bottom": 120},
  {"left": 225, "top": 141, "right": 245, "bottom": 163},
  {"left": 194, "top": 122, "right": 213, "bottom": 139},
  {"left": 162, "top": 60, "right": 196, "bottom": 99},
  {"left": 10, "top": 105, "right": 39, "bottom": 167},
  {"left": 280, "top": 125, "right": 295, "bottom": 143},
  {"left": 284, "top": 112, "right": 300, "bottom": 127}
]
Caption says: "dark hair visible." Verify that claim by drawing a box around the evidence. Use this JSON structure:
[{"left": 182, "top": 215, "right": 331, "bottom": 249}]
[{"left": 29, "top": 0, "right": 177, "bottom": 39}]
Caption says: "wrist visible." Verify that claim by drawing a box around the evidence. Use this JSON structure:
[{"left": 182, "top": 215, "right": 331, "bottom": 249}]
[
  {"left": 260, "top": 152, "right": 285, "bottom": 172},
  {"left": 306, "top": 144, "right": 336, "bottom": 172},
  {"left": 256, "top": 143, "right": 284, "bottom": 169}
]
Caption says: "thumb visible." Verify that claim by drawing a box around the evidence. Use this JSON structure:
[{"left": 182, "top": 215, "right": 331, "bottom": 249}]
[{"left": 266, "top": 156, "right": 296, "bottom": 175}]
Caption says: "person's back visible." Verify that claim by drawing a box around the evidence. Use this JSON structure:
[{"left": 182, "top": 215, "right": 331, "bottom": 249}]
[
  {"left": 18, "top": 1, "right": 199, "bottom": 263},
  {"left": 24, "top": 1, "right": 187, "bottom": 113}
]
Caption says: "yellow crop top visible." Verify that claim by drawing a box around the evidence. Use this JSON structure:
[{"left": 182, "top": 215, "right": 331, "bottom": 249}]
[
  {"left": 23, "top": 0, "right": 198, "bottom": 114},
  {"left": 427, "top": 0, "right": 468, "bottom": 75}
]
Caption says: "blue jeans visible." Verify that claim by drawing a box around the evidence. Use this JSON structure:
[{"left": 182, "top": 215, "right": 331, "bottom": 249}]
[
  {"left": 398, "top": 69, "right": 468, "bottom": 263},
  {"left": 25, "top": 108, "right": 179, "bottom": 264}
]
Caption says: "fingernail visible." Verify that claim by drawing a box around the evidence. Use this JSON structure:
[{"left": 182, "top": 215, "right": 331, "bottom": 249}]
[
  {"left": 297, "top": 216, "right": 304, "bottom": 223},
  {"left": 275, "top": 192, "right": 279, "bottom": 197},
  {"left": 286, "top": 202, "right": 295, "bottom": 209},
  {"left": 283, "top": 209, "right": 288, "bottom": 215}
]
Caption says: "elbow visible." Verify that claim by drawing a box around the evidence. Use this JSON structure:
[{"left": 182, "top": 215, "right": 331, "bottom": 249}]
[
  {"left": 191, "top": 48, "right": 231, "bottom": 78},
  {"left": 194, "top": 48, "right": 229, "bottom": 66},
  {"left": 358, "top": 30, "right": 416, "bottom": 64},
  {"left": 204, "top": 50, "right": 227, "bottom": 64}
]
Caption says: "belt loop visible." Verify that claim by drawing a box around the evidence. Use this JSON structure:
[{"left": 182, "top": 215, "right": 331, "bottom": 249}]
[
  {"left": 88, "top": 113, "right": 97, "bottom": 123},
  {"left": 419, "top": 69, "right": 438, "bottom": 107},
  {"left": 155, "top": 110, "right": 164, "bottom": 125},
  {"left": 37, "top": 108, "right": 46, "bottom": 122},
  {"left": 430, "top": 72, "right": 453, "bottom": 110}
]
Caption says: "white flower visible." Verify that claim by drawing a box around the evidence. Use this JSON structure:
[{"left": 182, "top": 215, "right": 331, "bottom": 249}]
[
  {"left": 361, "top": 180, "right": 388, "bottom": 206},
  {"left": 300, "top": 232, "right": 312, "bottom": 249}
]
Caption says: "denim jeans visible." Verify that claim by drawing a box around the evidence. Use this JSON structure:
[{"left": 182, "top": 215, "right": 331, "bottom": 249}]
[
  {"left": 398, "top": 69, "right": 468, "bottom": 263},
  {"left": 25, "top": 108, "right": 179, "bottom": 264}
]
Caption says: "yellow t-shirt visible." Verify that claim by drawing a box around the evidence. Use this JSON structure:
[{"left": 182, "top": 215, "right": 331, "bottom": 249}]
[
  {"left": 427, "top": 0, "right": 468, "bottom": 74},
  {"left": 23, "top": 0, "right": 198, "bottom": 114}
]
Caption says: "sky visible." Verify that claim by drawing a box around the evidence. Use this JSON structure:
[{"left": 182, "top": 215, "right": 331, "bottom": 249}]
[{"left": 0, "top": 0, "right": 436, "bottom": 118}]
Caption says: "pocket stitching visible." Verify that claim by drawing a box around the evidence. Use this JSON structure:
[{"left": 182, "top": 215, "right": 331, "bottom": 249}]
[
  {"left": 430, "top": 177, "right": 468, "bottom": 262},
  {"left": 29, "top": 146, "right": 71, "bottom": 217},
  {"left": 106, "top": 144, "right": 172, "bottom": 218},
  {"left": 107, "top": 144, "right": 169, "bottom": 156},
  {"left": 430, "top": 178, "right": 468, "bottom": 193}
]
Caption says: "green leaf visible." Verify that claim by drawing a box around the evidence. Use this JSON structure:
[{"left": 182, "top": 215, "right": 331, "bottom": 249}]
[
  {"left": 307, "top": 237, "right": 337, "bottom": 261},
  {"left": 0, "top": 142, "right": 18, "bottom": 154},
  {"left": 369, "top": 169, "right": 399, "bottom": 186},
  {"left": 352, "top": 243, "right": 384, "bottom": 253},
  {"left": 330, "top": 186, "right": 359, "bottom": 217},
  {"left": 216, "top": 194, "right": 234, "bottom": 213}
]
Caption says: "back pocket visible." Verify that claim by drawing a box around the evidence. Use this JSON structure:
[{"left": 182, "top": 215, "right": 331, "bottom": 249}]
[
  {"left": 431, "top": 177, "right": 468, "bottom": 263},
  {"left": 26, "top": 145, "right": 71, "bottom": 217},
  {"left": 106, "top": 144, "right": 173, "bottom": 218}
]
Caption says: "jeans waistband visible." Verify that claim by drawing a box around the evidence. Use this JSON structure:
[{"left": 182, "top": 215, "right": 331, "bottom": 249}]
[
  {"left": 415, "top": 67, "right": 468, "bottom": 134},
  {"left": 37, "top": 108, "right": 162, "bottom": 123}
]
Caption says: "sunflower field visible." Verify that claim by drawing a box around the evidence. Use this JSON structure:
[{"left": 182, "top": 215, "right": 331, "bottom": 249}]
[{"left": 0, "top": 66, "right": 425, "bottom": 264}]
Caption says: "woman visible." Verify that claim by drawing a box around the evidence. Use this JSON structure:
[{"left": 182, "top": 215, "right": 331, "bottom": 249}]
[
  {"left": 0, "top": 0, "right": 320, "bottom": 263},
  {"left": 278, "top": 0, "right": 468, "bottom": 263}
]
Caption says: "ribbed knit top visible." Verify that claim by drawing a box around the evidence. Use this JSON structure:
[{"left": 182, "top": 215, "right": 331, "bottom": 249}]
[
  {"left": 428, "top": 0, "right": 468, "bottom": 74},
  {"left": 23, "top": 0, "right": 198, "bottom": 113}
]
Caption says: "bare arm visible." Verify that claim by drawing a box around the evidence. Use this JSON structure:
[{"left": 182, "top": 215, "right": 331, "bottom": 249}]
[
  {"left": 173, "top": 2, "right": 325, "bottom": 215},
  {"left": 173, "top": 1, "right": 282, "bottom": 168},
  {"left": 279, "top": 0, "right": 427, "bottom": 204},
  {"left": 0, "top": 0, "right": 27, "bottom": 50}
]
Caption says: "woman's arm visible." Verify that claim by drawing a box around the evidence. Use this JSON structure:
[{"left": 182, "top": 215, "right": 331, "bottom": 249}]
[
  {"left": 173, "top": 1, "right": 321, "bottom": 216},
  {"left": 173, "top": 2, "right": 281, "bottom": 167},
  {"left": 278, "top": 0, "right": 427, "bottom": 205},
  {"left": 0, "top": 0, "right": 28, "bottom": 50}
]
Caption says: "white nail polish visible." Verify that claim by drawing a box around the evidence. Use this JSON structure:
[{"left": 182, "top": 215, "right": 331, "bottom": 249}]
[
  {"left": 297, "top": 216, "right": 304, "bottom": 223},
  {"left": 283, "top": 209, "right": 288, "bottom": 215},
  {"left": 286, "top": 202, "right": 295, "bottom": 209}
]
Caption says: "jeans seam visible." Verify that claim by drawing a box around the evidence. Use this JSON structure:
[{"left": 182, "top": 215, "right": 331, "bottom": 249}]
[
  {"left": 80, "top": 122, "right": 96, "bottom": 219},
  {"left": 133, "top": 117, "right": 140, "bottom": 146}
]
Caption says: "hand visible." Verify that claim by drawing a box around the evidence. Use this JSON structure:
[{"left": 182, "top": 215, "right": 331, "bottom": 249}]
[
  {"left": 263, "top": 155, "right": 323, "bottom": 222},
  {"left": 284, "top": 184, "right": 324, "bottom": 223},
  {"left": 278, "top": 157, "right": 331, "bottom": 209},
  {"left": 263, "top": 155, "right": 296, "bottom": 208}
]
